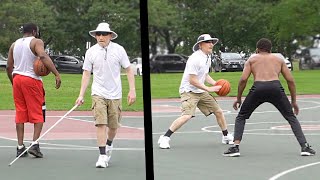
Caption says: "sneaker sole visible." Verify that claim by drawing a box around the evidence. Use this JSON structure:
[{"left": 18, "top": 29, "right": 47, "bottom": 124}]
[
  {"left": 28, "top": 151, "right": 43, "bottom": 158},
  {"left": 17, "top": 152, "right": 28, "bottom": 157},
  {"left": 222, "top": 141, "right": 235, "bottom": 145},
  {"left": 223, "top": 153, "right": 240, "bottom": 157},
  {"left": 96, "top": 165, "right": 107, "bottom": 168},
  {"left": 159, "top": 147, "right": 170, "bottom": 149},
  {"left": 301, "top": 152, "right": 315, "bottom": 156}
]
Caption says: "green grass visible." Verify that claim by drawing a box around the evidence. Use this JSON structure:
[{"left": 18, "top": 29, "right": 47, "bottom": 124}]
[
  {"left": 0, "top": 71, "right": 143, "bottom": 111},
  {"left": 1, "top": 67, "right": 319, "bottom": 111}
]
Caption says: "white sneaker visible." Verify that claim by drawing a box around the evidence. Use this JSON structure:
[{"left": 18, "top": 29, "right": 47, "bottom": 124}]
[
  {"left": 95, "top": 155, "right": 109, "bottom": 168},
  {"left": 222, "top": 133, "right": 234, "bottom": 145},
  {"left": 158, "top": 135, "right": 170, "bottom": 149},
  {"left": 106, "top": 145, "right": 113, "bottom": 163}
]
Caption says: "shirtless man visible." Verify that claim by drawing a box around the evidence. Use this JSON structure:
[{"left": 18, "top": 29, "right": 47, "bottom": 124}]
[{"left": 223, "top": 38, "right": 316, "bottom": 157}]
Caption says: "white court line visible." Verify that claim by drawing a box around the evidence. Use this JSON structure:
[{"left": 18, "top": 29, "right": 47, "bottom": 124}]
[
  {"left": 200, "top": 121, "right": 320, "bottom": 135},
  {"left": 269, "top": 161, "right": 320, "bottom": 180},
  {"left": 0, "top": 136, "right": 144, "bottom": 151},
  {"left": 0, "top": 145, "right": 144, "bottom": 151}
]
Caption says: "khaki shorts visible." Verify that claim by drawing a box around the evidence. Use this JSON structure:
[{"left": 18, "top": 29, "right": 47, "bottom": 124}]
[
  {"left": 91, "top": 95, "right": 122, "bottom": 128},
  {"left": 180, "top": 92, "right": 221, "bottom": 116}
]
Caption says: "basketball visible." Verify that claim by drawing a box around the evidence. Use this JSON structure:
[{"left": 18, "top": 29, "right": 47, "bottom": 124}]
[
  {"left": 215, "top": 79, "right": 231, "bottom": 96},
  {"left": 33, "top": 58, "right": 50, "bottom": 76}
]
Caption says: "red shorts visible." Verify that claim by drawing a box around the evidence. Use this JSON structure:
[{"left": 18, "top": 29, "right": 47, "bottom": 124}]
[{"left": 13, "top": 74, "right": 46, "bottom": 124}]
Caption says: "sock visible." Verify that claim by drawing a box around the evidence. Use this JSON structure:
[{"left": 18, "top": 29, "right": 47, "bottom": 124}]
[
  {"left": 234, "top": 144, "right": 239, "bottom": 148},
  {"left": 99, "top": 146, "right": 106, "bottom": 155},
  {"left": 164, "top": 129, "right": 174, "bottom": 137},
  {"left": 222, "top": 130, "right": 228, "bottom": 136},
  {"left": 17, "top": 144, "right": 24, "bottom": 149},
  {"left": 106, "top": 139, "right": 113, "bottom": 146}
]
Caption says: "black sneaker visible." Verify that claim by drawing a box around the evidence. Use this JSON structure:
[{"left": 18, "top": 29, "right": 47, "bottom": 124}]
[
  {"left": 16, "top": 144, "right": 28, "bottom": 157},
  {"left": 301, "top": 143, "right": 316, "bottom": 156},
  {"left": 28, "top": 144, "right": 43, "bottom": 158},
  {"left": 223, "top": 146, "right": 240, "bottom": 157}
]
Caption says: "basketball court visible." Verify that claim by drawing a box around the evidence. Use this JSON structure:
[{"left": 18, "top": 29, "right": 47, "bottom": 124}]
[
  {"left": 152, "top": 95, "right": 320, "bottom": 180},
  {"left": 0, "top": 95, "right": 319, "bottom": 180},
  {"left": 0, "top": 110, "right": 146, "bottom": 180}
]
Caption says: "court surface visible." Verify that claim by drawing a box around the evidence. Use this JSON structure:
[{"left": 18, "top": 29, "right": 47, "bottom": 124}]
[
  {"left": 0, "top": 110, "right": 146, "bottom": 180},
  {"left": 1, "top": 95, "right": 319, "bottom": 180},
  {"left": 152, "top": 95, "right": 320, "bottom": 180}
]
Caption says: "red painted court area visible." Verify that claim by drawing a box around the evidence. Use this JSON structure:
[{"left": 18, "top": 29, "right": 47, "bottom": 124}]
[{"left": 0, "top": 110, "right": 144, "bottom": 140}]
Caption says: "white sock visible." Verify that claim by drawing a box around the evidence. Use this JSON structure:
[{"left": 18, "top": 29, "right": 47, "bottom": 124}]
[{"left": 17, "top": 145, "right": 24, "bottom": 149}]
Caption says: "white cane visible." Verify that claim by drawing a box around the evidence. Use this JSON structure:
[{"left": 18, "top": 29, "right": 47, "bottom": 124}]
[{"left": 8, "top": 104, "right": 79, "bottom": 166}]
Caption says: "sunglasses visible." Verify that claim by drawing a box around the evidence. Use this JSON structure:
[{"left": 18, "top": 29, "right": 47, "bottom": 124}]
[
  {"left": 95, "top": 32, "right": 111, "bottom": 36},
  {"left": 203, "top": 40, "right": 215, "bottom": 44}
]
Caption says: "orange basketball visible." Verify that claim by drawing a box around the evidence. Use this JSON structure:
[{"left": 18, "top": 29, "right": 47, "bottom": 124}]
[
  {"left": 215, "top": 79, "right": 231, "bottom": 96},
  {"left": 33, "top": 58, "right": 50, "bottom": 76}
]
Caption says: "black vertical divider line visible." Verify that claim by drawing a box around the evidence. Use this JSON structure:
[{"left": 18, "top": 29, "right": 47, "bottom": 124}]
[{"left": 140, "top": 1, "right": 154, "bottom": 180}]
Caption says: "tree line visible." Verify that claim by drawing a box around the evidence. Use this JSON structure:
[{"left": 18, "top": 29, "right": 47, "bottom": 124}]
[{"left": 0, "top": 0, "right": 319, "bottom": 60}]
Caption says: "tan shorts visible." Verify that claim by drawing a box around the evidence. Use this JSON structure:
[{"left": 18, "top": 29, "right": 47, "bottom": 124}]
[
  {"left": 91, "top": 95, "right": 122, "bottom": 128},
  {"left": 180, "top": 92, "right": 221, "bottom": 116}
]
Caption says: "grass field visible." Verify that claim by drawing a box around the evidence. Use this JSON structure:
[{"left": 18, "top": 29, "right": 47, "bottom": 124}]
[{"left": 1, "top": 64, "right": 319, "bottom": 111}]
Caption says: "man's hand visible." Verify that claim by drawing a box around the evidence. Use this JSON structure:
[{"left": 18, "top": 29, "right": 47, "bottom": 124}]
[
  {"left": 127, "top": 89, "right": 136, "bottom": 106},
  {"left": 55, "top": 75, "right": 61, "bottom": 89},
  {"left": 291, "top": 102, "right": 299, "bottom": 115},
  {"left": 233, "top": 99, "right": 242, "bottom": 110},
  {"left": 207, "top": 85, "right": 221, "bottom": 93},
  {"left": 75, "top": 96, "right": 85, "bottom": 106}
]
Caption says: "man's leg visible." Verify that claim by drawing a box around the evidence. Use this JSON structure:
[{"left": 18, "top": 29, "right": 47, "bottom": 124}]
[
  {"left": 158, "top": 115, "right": 192, "bottom": 149},
  {"left": 97, "top": 125, "right": 107, "bottom": 147},
  {"left": 168, "top": 115, "right": 193, "bottom": 132},
  {"left": 96, "top": 125, "right": 109, "bottom": 168},
  {"left": 16, "top": 123, "right": 24, "bottom": 146},
  {"left": 213, "top": 109, "right": 234, "bottom": 144},
  {"left": 16, "top": 123, "right": 28, "bottom": 157},
  {"left": 271, "top": 91, "right": 315, "bottom": 156},
  {"left": 107, "top": 127, "right": 117, "bottom": 142},
  {"left": 214, "top": 110, "right": 227, "bottom": 130},
  {"left": 28, "top": 123, "right": 44, "bottom": 158},
  {"left": 33, "top": 122, "right": 43, "bottom": 141},
  {"left": 197, "top": 92, "right": 233, "bottom": 144},
  {"left": 223, "top": 84, "right": 262, "bottom": 157}
]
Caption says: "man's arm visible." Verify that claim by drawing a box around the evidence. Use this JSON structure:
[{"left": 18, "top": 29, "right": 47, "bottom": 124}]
[
  {"left": 233, "top": 60, "right": 251, "bottom": 110},
  {"left": 189, "top": 74, "right": 221, "bottom": 92},
  {"left": 33, "top": 39, "right": 61, "bottom": 89},
  {"left": 237, "top": 60, "right": 251, "bottom": 100},
  {"left": 281, "top": 61, "right": 299, "bottom": 114},
  {"left": 205, "top": 74, "right": 216, "bottom": 86},
  {"left": 6, "top": 43, "right": 15, "bottom": 84},
  {"left": 75, "top": 70, "right": 91, "bottom": 105},
  {"left": 125, "top": 65, "right": 136, "bottom": 106}
]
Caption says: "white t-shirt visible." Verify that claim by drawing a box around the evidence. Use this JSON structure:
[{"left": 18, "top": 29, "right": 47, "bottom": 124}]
[
  {"left": 83, "top": 42, "right": 130, "bottom": 99},
  {"left": 179, "top": 50, "right": 211, "bottom": 93},
  {"left": 12, "top": 36, "right": 41, "bottom": 80}
]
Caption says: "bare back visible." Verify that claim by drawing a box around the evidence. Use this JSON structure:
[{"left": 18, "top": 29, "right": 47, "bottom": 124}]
[{"left": 247, "top": 53, "right": 286, "bottom": 81}]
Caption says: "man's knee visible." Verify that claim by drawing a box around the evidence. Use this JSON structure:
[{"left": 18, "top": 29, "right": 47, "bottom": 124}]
[{"left": 214, "top": 109, "right": 224, "bottom": 118}]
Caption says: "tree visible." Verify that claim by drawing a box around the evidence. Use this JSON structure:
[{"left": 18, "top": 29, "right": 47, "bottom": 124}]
[
  {"left": 0, "top": 0, "right": 56, "bottom": 56},
  {"left": 269, "top": 0, "right": 320, "bottom": 59}
]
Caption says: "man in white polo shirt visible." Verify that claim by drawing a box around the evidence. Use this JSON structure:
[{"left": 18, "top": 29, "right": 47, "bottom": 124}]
[
  {"left": 75, "top": 22, "right": 136, "bottom": 168},
  {"left": 158, "top": 34, "right": 234, "bottom": 149}
]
